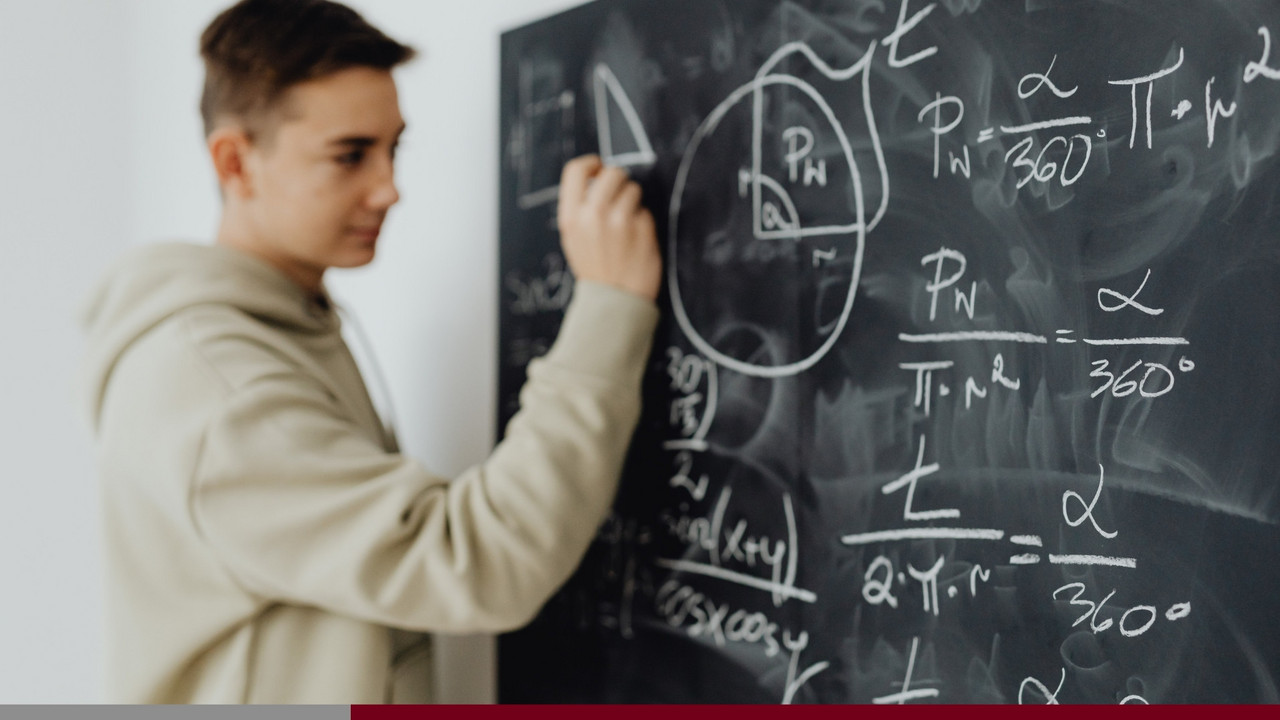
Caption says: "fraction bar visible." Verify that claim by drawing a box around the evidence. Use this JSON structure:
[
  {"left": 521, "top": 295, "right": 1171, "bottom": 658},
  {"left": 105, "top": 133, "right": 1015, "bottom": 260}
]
[
  {"left": 1082, "top": 337, "right": 1190, "bottom": 346},
  {"left": 1010, "top": 535, "right": 1043, "bottom": 547},
  {"left": 1000, "top": 116, "right": 1093, "bottom": 133},
  {"left": 899, "top": 361, "right": 955, "bottom": 371},
  {"left": 1048, "top": 554, "right": 1137, "bottom": 568},
  {"left": 841, "top": 528, "right": 1005, "bottom": 545},
  {"left": 654, "top": 558, "right": 818, "bottom": 602},
  {"left": 899, "top": 332, "right": 1048, "bottom": 344},
  {"left": 1009, "top": 554, "right": 1042, "bottom": 564}
]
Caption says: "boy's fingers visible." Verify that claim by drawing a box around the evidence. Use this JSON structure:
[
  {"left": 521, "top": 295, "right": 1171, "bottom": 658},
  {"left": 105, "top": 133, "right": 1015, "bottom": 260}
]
[
  {"left": 615, "top": 182, "right": 643, "bottom": 215},
  {"left": 559, "top": 155, "right": 603, "bottom": 207},
  {"left": 637, "top": 207, "right": 656, "bottom": 231},
  {"left": 585, "top": 165, "right": 631, "bottom": 208}
]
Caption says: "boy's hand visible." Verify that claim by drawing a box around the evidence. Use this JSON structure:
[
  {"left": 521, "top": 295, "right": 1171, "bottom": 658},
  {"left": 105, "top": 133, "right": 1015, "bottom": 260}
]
[{"left": 557, "top": 155, "right": 662, "bottom": 302}]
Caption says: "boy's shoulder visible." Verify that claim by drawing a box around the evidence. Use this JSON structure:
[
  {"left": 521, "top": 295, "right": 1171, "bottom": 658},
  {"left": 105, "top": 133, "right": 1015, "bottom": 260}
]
[
  {"left": 111, "top": 302, "right": 305, "bottom": 400},
  {"left": 169, "top": 302, "right": 333, "bottom": 397}
]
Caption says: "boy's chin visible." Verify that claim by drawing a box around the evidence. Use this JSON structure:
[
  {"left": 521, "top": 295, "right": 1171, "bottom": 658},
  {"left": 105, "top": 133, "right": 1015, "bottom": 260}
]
[{"left": 330, "top": 247, "right": 379, "bottom": 269}]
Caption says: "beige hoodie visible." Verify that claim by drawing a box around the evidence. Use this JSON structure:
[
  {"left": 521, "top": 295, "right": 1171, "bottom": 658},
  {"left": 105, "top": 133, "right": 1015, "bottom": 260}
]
[{"left": 79, "top": 242, "right": 658, "bottom": 703}]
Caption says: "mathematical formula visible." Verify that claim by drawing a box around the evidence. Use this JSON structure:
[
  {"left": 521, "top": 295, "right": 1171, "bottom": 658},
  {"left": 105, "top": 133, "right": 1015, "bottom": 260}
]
[{"left": 502, "top": 0, "right": 1280, "bottom": 704}]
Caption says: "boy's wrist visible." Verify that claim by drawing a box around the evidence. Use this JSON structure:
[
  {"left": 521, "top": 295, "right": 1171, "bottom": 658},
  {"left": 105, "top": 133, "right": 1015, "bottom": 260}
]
[{"left": 541, "top": 279, "right": 660, "bottom": 382}]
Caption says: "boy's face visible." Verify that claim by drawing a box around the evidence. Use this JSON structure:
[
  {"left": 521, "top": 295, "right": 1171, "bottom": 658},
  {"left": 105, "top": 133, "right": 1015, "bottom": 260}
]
[{"left": 240, "top": 66, "right": 405, "bottom": 277}]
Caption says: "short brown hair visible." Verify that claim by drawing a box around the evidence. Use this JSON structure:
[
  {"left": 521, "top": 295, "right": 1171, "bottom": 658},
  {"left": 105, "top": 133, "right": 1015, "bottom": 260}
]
[{"left": 199, "top": 0, "right": 416, "bottom": 140}]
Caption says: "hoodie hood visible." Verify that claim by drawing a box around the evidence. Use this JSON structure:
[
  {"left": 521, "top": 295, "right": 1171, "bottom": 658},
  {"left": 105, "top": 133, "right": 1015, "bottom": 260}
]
[{"left": 80, "top": 242, "right": 339, "bottom": 432}]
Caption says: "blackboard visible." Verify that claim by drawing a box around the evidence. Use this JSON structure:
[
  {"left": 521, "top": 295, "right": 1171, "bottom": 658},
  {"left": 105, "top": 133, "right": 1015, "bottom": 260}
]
[{"left": 496, "top": 0, "right": 1280, "bottom": 704}]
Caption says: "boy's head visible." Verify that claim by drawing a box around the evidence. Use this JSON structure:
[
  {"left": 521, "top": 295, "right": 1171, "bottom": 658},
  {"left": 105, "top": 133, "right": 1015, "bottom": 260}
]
[
  {"left": 200, "top": 0, "right": 415, "bottom": 144},
  {"left": 200, "top": 0, "right": 417, "bottom": 290}
]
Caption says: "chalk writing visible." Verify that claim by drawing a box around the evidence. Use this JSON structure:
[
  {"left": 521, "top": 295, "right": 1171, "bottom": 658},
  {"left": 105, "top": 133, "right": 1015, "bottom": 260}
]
[{"left": 499, "top": 0, "right": 1280, "bottom": 703}]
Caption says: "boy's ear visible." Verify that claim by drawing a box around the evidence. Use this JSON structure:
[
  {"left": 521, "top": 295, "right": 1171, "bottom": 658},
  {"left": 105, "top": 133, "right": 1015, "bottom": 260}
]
[{"left": 208, "top": 126, "right": 256, "bottom": 199}]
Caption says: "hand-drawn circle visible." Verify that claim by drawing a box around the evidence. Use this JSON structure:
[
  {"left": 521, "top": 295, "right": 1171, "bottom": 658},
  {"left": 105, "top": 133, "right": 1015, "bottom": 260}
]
[{"left": 668, "top": 72, "right": 867, "bottom": 378}]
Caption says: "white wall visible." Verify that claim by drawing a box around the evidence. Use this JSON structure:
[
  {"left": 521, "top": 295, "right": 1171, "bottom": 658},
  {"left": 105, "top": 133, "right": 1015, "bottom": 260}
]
[
  {"left": 0, "top": 0, "right": 133, "bottom": 703},
  {"left": 1, "top": 0, "right": 586, "bottom": 703}
]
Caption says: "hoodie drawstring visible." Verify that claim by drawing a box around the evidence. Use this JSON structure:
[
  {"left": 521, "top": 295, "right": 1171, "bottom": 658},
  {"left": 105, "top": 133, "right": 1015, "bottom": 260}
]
[{"left": 335, "top": 303, "right": 402, "bottom": 446}]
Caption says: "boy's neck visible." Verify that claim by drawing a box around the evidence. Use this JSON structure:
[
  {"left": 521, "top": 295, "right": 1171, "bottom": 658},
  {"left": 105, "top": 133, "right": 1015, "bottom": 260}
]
[{"left": 216, "top": 217, "right": 326, "bottom": 298}]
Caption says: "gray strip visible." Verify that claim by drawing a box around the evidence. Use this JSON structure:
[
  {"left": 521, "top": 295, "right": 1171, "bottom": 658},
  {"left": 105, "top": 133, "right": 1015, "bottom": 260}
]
[{"left": 6, "top": 707, "right": 349, "bottom": 720}]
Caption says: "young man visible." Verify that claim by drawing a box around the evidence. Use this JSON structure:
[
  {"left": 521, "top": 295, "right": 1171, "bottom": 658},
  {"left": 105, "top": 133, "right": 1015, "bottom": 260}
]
[{"left": 80, "top": 0, "right": 661, "bottom": 704}]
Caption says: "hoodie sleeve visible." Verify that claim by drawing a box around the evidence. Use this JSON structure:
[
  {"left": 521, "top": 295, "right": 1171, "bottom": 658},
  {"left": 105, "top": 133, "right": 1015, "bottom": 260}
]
[{"left": 192, "top": 281, "right": 658, "bottom": 632}]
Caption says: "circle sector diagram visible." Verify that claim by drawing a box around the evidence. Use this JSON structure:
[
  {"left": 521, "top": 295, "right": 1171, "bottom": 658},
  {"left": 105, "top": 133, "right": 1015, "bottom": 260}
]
[{"left": 669, "top": 43, "right": 884, "bottom": 378}]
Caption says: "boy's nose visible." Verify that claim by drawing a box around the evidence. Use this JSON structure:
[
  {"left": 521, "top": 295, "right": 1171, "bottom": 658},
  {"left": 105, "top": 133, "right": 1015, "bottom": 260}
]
[{"left": 367, "top": 169, "right": 400, "bottom": 210}]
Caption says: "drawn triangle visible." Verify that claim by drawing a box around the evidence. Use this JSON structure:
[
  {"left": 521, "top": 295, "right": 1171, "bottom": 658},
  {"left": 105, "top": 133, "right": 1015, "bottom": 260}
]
[{"left": 594, "top": 63, "right": 657, "bottom": 168}]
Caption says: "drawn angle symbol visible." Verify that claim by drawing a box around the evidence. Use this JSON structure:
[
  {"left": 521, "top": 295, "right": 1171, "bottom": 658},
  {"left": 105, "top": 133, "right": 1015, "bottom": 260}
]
[
  {"left": 873, "top": 637, "right": 939, "bottom": 704},
  {"left": 594, "top": 63, "right": 657, "bottom": 169},
  {"left": 883, "top": 435, "right": 960, "bottom": 521}
]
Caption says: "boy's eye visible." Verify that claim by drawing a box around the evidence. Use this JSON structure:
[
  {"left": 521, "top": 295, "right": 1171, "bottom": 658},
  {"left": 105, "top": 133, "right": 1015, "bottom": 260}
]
[{"left": 336, "top": 150, "right": 365, "bottom": 166}]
